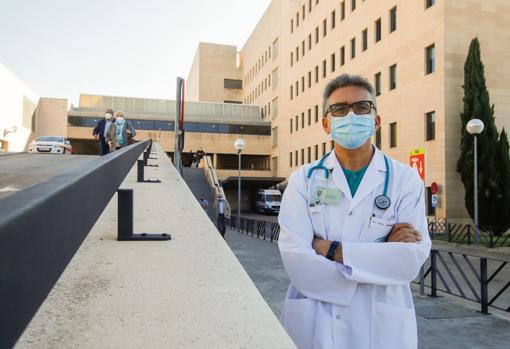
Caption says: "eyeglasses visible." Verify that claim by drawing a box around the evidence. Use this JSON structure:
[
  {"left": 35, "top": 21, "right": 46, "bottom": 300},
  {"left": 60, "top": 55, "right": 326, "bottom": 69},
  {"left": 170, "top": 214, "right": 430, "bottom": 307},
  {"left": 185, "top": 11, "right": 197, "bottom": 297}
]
[{"left": 325, "top": 101, "right": 377, "bottom": 117}]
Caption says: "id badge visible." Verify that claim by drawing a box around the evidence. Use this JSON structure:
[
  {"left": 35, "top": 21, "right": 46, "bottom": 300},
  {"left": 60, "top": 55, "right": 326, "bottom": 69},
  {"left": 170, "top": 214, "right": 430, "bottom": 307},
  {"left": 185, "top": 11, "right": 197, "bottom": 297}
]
[{"left": 313, "top": 178, "right": 341, "bottom": 206}]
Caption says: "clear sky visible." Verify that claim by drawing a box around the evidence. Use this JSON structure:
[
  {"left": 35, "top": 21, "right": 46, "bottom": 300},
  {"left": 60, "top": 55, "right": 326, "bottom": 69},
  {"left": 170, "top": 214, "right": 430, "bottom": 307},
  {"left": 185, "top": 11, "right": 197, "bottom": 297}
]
[{"left": 0, "top": 0, "right": 272, "bottom": 105}]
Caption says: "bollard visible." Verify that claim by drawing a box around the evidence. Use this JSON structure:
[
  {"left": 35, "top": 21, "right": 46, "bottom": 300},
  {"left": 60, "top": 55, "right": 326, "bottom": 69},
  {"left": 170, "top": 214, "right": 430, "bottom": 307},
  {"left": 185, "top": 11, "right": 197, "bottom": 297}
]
[
  {"left": 480, "top": 258, "right": 489, "bottom": 314},
  {"left": 117, "top": 189, "right": 171, "bottom": 241},
  {"left": 430, "top": 250, "right": 438, "bottom": 297},
  {"left": 137, "top": 160, "right": 161, "bottom": 183}
]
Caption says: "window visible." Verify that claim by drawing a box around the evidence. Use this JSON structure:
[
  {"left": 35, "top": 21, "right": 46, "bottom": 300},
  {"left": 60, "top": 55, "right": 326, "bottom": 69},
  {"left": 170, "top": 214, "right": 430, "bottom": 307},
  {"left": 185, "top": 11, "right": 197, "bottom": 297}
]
[
  {"left": 340, "top": 46, "right": 345, "bottom": 65},
  {"left": 351, "top": 0, "right": 356, "bottom": 12},
  {"left": 272, "top": 68, "right": 278, "bottom": 89},
  {"left": 341, "top": 1, "right": 345, "bottom": 20},
  {"left": 351, "top": 37, "right": 356, "bottom": 59},
  {"left": 331, "top": 11, "right": 336, "bottom": 29},
  {"left": 296, "top": 12, "right": 300, "bottom": 27},
  {"left": 302, "top": 40, "right": 305, "bottom": 56},
  {"left": 426, "top": 111, "right": 436, "bottom": 141},
  {"left": 315, "top": 105, "right": 319, "bottom": 122},
  {"left": 375, "top": 72, "right": 381, "bottom": 96},
  {"left": 290, "top": 85, "right": 293, "bottom": 100},
  {"left": 272, "top": 38, "right": 279, "bottom": 59},
  {"left": 296, "top": 47, "right": 299, "bottom": 62},
  {"left": 301, "top": 76, "right": 305, "bottom": 92},
  {"left": 307, "top": 147, "right": 311, "bottom": 163},
  {"left": 301, "top": 112, "right": 305, "bottom": 128},
  {"left": 322, "top": 142, "right": 326, "bottom": 155},
  {"left": 272, "top": 157, "right": 278, "bottom": 176},
  {"left": 389, "top": 122, "right": 397, "bottom": 148},
  {"left": 314, "top": 144, "right": 319, "bottom": 160},
  {"left": 315, "top": 65, "right": 319, "bottom": 83},
  {"left": 301, "top": 149, "right": 305, "bottom": 165},
  {"left": 272, "top": 127, "right": 278, "bottom": 148},
  {"left": 389, "top": 6, "right": 397, "bottom": 33},
  {"left": 308, "top": 108, "right": 312, "bottom": 125},
  {"left": 389, "top": 64, "right": 397, "bottom": 90},
  {"left": 302, "top": 5, "right": 305, "bottom": 20},
  {"left": 295, "top": 150, "right": 298, "bottom": 166},
  {"left": 322, "top": 59, "right": 327, "bottom": 78},
  {"left": 309, "top": 0, "right": 312, "bottom": 12},
  {"left": 426, "top": 44, "right": 436, "bottom": 74},
  {"left": 295, "top": 115, "right": 299, "bottom": 131},
  {"left": 224, "top": 79, "right": 242, "bottom": 89},
  {"left": 290, "top": 152, "right": 293, "bottom": 167},
  {"left": 290, "top": 118, "right": 293, "bottom": 133},
  {"left": 290, "top": 52, "right": 293, "bottom": 66},
  {"left": 375, "top": 18, "right": 382, "bottom": 42},
  {"left": 295, "top": 81, "right": 299, "bottom": 96},
  {"left": 331, "top": 53, "right": 336, "bottom": 72},
  {"left": 426, "top": 0, "right": 436, "bottom": 9},
  {"left": 272, "top": 97, "right": 278, "bottom": 118},
  {"left": 308, "top": 71, "right": 312, "bottom": 87},
  {"left": 315, "top": 26, "right": 319, "bottom": 43},
  {"left": 323, "top": 19, "right": 327, "bottom": 37},
  {"left": 362, "top": 28, "right": 368, "bottom": 51},
  {"left": 375, "top": 128, "right": 381, "bottom": 149},
  {"left": 308, "top": 34, "right": 312, "bottom": 50}
]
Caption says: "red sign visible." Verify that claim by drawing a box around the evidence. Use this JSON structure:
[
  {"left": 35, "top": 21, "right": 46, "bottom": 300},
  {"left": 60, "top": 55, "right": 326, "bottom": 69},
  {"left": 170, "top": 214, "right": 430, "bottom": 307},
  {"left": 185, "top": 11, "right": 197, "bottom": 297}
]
[
  {"left": 431, "top": 182, "right": 438, "bottom": 194},
  {"left": 410, "top": 148, "right": 425, "bottom": 182}
]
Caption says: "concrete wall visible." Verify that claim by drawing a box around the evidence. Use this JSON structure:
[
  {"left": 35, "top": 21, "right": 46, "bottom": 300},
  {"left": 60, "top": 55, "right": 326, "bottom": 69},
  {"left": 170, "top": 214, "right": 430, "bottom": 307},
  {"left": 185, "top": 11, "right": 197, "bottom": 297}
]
[
  {"left": 35, "top": 98, "right": 69, "bottom": 138},
  {"left": 0, "top": 63, "right": 39, "bottom": 152},
  {"left": 443, "top": 0, "right": 510, "bottom": 218}
]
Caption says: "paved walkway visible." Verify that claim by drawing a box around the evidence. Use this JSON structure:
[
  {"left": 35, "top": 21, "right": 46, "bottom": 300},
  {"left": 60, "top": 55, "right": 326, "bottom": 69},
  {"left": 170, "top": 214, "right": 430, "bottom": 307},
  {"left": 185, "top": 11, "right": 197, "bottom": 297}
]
[{"left": 225, "top": 228, "right": 510, "bottom": 349}]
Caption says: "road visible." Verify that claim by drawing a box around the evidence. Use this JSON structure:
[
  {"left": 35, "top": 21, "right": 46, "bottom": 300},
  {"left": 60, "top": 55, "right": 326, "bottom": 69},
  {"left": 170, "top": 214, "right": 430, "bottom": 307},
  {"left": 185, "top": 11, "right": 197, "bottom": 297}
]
[{"left": 0, "top": 153, "right": 98, "bottom": 199}]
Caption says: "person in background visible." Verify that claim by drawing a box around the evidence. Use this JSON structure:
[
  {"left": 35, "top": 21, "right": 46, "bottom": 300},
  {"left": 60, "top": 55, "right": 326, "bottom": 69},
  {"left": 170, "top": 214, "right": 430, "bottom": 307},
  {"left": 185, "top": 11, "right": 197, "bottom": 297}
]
[
  {"left": 199, "top": 195, "right": 209, "bottom": 211},
  {"left": 217, "top": 194, "right": 227, "bottom": 238},
  {"left": 113, "top": 111, "right": 136, "bottom": 150},
  {"left": 92, "top": 109, "right": 116, "bottom": 155}
]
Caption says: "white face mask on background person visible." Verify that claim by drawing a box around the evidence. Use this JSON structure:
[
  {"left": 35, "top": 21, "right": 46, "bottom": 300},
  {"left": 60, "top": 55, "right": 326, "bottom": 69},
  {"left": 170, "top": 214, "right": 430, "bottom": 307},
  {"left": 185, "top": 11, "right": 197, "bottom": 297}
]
[{"left": 105, "top": 113, "right": 113, "bottom": 120}]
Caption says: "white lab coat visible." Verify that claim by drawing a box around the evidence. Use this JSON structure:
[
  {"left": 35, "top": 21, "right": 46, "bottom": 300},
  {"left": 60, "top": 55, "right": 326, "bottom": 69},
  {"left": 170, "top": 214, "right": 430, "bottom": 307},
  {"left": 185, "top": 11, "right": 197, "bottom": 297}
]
[{"left": 278, "top": 147, "right": 431, "bottom": 349}]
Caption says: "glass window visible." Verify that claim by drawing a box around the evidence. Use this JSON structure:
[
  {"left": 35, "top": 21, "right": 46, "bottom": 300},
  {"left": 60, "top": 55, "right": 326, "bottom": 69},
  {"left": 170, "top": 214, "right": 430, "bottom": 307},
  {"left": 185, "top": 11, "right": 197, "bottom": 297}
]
[
  {"left": 389, "top": 64, "right": 397, "bottom": 90},
  {"left": 340, "top": 46, "right": 345, "bottom": 66},
  {"left": 302, "top": 40, "right": 305, "bottom": 56},
  {"left": 295, "top": 115, "right": 299, "bottom": 131},
  {"left": 426, "top": 44, "right": 436, "bottom": 74},
  {"left": 295, "top": 150, "right": 298, "bottom": 166},
  {"left": 331, "top": 53, "right": 336, "bottom": 72},
  {"left": 362, "top": 29, "right": 368, "bottom": 51},
  {"left": 375, "top": 128, "right": 381, "bottom": 149},
  {"left": 290, "top": 118, "right": 293, "bottom": 133},
  {"left": 390, "top": 7, "right": 397, "bottom": 33},
  {"left": 308, "top": 71, "right": 312, "bottom": 87},
  {"left": 331, "top": 10, "right": 336, "bottom": 29},
  {"left": 301, "top": 112, "right": 305, "bottom": 128},
  {"left": 426, "top": 111, "right": 436, "bottom": 141},
  {"left": 323, "top": 19, "right": 327, "bottom": 37},
  {"left": 375, "top": 18, "right": 382, "bottom": 42},
  {"left": 308, "top": 108, "right": 311, "bottom": 125},
  {"left": 314, "top": 144, "right": 319, "bottom": 160},
  {"left": 301, "top": 76, "right": 305, "bottom": 92},
  {"left": 315, "top": 26, "right": 319, "bottom": 43},
  {"left": 322, "top": 59, "right": 327, "bottom": 78},
  {"left": 315, "top": 65, "right": 319, "bottom": 83},
  {"left": 301, "top": 149, "right": 305, "bottom": 165},
  {"left": 322, "top": 142, "right": 326, "bottom": 155},
  {"left": 290, "top": 152, "right": 293, "bottom": 167},
  {"left": 375, "top": 72, "right": 381, "bottom": 96},
  {"left": 272, "top": 127, "right": 278, "bottom": 148},
  {"left": 290, "top": 85, "right": 293, "bottom": 100},
  {"left": 224, "top": 79, "right": 242, "bottom": 89},
  {"left": 272, "top": 38, "right": 279, "bottom": 60},
  {"left": 389, "top": 122, "right": 397, "bottom": 148},
  {"left": 351, "top": 0, "right": 356, "bottom": 12},
  {"left": 315, "top": 105, "right": 319, "bottom": 123},
  {"left": 296, "top": 47, "right": 299, "bottom": 62},
  {"left": 295, "top": 81, "right": 299, "bottom": 96},
  {"left": 341, "top": 1, "right": 345, "bottom": 20},
  {"left": 351, "top": 37, "right": 356, "bottom": 59},
  {"left": 307, "top": 146, "right": 311, "bottom": 163},
  {"left": 308, "top": 34, "right": 312, "bottom": 50},
  {"left": 426, "top": 0, "right": 436, "bottom": 9},
  {"left": 155, "top": 121, "right": 175, "bottom": 131},
  {"left": 272, "top": 97, "right": 279, "bottom": 118}
]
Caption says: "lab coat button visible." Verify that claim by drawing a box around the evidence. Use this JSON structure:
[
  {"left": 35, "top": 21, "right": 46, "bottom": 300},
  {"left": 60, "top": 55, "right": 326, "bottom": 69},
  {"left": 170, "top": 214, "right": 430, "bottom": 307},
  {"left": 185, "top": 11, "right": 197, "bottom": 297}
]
[
  {"left": 348, "top": 211, "right": 352, "bottom": 215},
  {"left": 336, "top": 315, "right": 341, "bottom": 319}
]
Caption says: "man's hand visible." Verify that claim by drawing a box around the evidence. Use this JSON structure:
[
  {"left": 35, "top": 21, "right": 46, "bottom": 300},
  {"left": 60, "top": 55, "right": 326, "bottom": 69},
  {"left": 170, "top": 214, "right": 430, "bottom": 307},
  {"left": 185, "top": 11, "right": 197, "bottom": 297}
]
[
  {"left": 387, "top": 223, "right": 422, "bottom": 243},
  {"left": 312, "top": 236, "right": 329, "bottom": 256}
]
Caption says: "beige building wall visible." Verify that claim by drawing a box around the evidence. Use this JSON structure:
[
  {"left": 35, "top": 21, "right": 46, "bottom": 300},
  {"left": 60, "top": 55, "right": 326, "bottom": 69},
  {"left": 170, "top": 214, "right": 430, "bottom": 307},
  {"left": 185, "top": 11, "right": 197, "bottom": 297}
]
[
  {"left": 443, "top": 0, "right": 510, "bottom": 218},
  {"left": 35, "top": 98, "right": 69, "bottom": 138},
  {"left": 0, "top": 63, "right": 39, "bottom": 152},
  {"left": 186, "top": 43, "right": 243, "bottom": 103}
]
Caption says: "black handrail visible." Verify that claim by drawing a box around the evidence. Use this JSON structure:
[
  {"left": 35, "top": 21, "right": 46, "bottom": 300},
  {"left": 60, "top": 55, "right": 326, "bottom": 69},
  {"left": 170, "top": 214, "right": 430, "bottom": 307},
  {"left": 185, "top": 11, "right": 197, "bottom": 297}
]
[{"left": 0, "top": 140, "right": 150, "bottom": 349}]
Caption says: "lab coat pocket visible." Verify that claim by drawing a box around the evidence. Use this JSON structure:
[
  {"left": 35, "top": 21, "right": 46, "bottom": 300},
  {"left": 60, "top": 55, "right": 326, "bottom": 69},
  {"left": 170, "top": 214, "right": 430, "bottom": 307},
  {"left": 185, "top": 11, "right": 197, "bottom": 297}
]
[
  {"left": 282, "top": 298, "right": 317, "bottom": 349},
  {"left": 308, "top": 206, "right": 327, "bottom": 240},
  {"left": 371, "top": 301, "right": 417, "bottom": 349},
  {"left": 367, "top": 217, "right": 395, "bottom": 242}
]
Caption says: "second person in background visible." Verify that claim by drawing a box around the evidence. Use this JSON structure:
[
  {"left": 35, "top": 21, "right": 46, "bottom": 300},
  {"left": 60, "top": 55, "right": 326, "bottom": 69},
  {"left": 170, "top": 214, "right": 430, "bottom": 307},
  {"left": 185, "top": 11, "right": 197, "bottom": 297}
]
[{"left": 114, "top": 111, "right": 137, "bottom": 150}]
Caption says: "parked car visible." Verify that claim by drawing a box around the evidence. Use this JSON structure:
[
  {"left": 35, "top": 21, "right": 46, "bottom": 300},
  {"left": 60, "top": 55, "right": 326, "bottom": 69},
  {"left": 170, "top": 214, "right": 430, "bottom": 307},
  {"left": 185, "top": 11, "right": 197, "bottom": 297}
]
[
  {"left": 255, "top": 189, "right": 282, "bottom": 214},
  {"left": 28, "top": 136, "right": 73, "bottom": 154}
]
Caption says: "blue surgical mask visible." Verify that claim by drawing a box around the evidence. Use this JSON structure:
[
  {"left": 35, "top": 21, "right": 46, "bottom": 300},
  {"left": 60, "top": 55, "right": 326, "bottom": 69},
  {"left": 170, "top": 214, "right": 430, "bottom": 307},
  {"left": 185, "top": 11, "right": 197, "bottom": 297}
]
[{"left": 330, "top": 111, "right": 375, "bottom": 149}]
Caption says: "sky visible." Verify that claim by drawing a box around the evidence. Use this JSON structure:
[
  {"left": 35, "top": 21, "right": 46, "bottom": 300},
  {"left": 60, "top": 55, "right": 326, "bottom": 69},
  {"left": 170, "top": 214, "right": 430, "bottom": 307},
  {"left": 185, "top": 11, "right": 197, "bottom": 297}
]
[{"left": 0, "top": 0, "right": 272, "bottom": 105}]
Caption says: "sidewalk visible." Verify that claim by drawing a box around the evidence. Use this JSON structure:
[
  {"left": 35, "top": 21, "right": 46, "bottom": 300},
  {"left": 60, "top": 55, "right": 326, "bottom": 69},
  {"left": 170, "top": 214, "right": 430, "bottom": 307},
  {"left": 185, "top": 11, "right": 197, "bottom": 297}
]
[{"left": 225, "top": 228, "right": 510, "bottom": 349}]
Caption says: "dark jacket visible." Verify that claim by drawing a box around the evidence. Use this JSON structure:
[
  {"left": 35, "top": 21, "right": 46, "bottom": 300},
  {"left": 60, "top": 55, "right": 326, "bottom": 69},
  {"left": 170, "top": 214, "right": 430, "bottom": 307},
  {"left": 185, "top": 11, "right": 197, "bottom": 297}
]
[{"left": 93, "top": 119, "right": 116, "bottom": 143}]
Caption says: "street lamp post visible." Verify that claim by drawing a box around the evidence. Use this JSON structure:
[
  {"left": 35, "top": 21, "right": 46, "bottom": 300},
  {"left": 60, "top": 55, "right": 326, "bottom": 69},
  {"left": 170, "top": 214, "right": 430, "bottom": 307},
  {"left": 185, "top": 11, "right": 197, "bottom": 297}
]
[
  {"left": 466, "top": 119, "right": 484, "bottom": 244},
  {"left": 234, "top": 139, "right": 246, "bottom": 230}
]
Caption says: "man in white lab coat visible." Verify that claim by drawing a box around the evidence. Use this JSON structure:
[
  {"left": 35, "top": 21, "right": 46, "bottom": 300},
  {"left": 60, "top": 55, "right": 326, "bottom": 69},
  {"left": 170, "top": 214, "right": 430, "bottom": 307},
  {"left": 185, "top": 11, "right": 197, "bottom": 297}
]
[{"left": 278, "top": 74, "right": 431, "bottom": 349}]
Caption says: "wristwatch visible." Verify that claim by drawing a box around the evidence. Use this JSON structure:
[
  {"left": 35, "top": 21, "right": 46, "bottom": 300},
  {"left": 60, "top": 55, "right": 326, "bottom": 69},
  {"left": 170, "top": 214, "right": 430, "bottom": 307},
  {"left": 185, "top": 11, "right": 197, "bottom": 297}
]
[{"left": 327, "top": 241, "right": 341, "bottom": 261}]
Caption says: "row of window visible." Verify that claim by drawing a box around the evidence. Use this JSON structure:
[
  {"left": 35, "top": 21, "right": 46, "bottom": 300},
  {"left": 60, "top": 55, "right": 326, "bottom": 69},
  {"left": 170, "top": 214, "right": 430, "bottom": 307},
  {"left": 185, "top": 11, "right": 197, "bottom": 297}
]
[
  {"left": 288, "top": 110, "right": 436, "bottom": 167},
  {"left": 290, "top": 0, "right": 320, "bottom": 33},
  {"left": 261, "top": 97, "right": 279, "bottom": 120},
  {"left": 245, "top": 38, "right": 280, "bottom": 86},
  {"left": 67, "top": 116, "right": 271, "bottom": 136},
  {"left": 290, "top": 105, "right": 320, "bottom": 133},
  {"left": 290, "top": 4, "right": 397, "bottom": 69}
]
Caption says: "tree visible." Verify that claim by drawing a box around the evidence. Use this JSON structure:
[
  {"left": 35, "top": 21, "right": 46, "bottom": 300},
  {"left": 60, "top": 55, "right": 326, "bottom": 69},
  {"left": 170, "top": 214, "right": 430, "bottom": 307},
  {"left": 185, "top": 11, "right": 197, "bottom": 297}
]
[{"left": 457, "top": 37, "right": 510, "bottom": 235}]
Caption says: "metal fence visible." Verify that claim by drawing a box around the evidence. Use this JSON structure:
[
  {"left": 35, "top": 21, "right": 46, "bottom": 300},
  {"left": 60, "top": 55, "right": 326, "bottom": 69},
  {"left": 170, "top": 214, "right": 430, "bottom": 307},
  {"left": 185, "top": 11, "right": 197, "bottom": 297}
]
[
  {"left": 230, "top": 216, "right": 509, "bottom": 314},
  {"left": 428, "top": 218, "right": 510, "bottom": 248},
  {"left": 0, "top": 140, "right": 150, "bottom": 349}
]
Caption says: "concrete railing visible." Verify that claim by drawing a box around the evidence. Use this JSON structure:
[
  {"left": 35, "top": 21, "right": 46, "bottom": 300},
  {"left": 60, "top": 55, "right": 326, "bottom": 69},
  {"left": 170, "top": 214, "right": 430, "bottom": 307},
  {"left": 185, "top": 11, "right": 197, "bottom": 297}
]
[
  {"left": 15, "top": 143, "right": 295, "bottom": 348},
  {"left": 202, "top": 155, "right": 231, "bottom": 218}
]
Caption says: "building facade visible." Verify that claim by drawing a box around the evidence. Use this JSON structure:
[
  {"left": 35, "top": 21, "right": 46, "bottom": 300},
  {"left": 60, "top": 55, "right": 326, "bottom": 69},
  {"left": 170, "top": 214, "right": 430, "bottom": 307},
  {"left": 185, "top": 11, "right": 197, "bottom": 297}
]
[{"left": 189, "top": 0, "right": 510, "bottom": 219}]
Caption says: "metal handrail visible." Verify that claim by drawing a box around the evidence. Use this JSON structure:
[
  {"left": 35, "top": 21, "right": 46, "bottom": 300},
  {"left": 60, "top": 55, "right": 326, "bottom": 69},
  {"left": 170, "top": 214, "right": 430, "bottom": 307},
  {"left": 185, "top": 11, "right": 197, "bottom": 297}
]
[{"left": 0, "top": 140, "right": 150, "bottom": 349}]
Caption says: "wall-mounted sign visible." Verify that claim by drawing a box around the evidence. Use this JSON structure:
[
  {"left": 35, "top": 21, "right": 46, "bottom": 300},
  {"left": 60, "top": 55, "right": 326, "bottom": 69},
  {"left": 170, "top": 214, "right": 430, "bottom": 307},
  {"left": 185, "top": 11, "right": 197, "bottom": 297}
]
[{"left": 410, "top": 148, "right": 425, "bottom": 182}]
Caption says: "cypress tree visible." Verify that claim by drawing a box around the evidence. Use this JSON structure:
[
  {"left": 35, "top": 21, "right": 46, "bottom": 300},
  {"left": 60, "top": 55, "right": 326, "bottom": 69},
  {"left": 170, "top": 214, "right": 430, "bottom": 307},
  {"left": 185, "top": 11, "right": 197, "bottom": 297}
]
[
  {"left": 492, "top": 129, "right": 510, "bottom": 234},
  {"left": 456, "top": 37, "right": 509, "bottom": 234}
]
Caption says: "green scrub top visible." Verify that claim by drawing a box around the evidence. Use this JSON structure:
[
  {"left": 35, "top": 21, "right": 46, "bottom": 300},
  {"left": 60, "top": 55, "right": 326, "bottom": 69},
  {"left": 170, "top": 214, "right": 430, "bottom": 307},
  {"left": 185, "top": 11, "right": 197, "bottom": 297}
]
[{"left": 342, "top": 165, "right": 369, "bottom": 197}]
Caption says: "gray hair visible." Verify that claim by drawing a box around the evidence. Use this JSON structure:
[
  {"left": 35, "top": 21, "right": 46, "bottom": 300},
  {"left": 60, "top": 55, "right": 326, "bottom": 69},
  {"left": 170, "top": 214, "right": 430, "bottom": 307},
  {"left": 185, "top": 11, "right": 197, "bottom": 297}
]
[{"left": 322, "top": 74, "right": 376, "bottom": 117}]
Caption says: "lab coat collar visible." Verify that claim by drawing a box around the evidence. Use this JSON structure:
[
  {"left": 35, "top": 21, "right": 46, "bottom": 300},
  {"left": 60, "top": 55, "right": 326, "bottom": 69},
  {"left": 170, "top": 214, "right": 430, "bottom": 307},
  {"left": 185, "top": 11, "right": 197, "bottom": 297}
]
[{"left": 324, "top": 146, "right": 386, "bottom": 210}]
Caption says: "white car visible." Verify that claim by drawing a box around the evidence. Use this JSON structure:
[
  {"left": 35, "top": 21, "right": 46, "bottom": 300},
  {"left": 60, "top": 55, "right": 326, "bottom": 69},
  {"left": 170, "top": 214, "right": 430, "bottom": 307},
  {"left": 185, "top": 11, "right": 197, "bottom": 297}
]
[{"left": 28, "top": 136, "right": 73, "bottom": 154}]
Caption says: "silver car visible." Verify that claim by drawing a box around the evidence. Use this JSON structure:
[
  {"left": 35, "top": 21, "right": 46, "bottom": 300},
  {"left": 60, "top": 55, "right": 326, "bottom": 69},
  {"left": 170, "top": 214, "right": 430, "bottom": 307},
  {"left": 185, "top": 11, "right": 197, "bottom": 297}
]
[{"left": 28, "top": 136, "right": 73, "bottom": 154}]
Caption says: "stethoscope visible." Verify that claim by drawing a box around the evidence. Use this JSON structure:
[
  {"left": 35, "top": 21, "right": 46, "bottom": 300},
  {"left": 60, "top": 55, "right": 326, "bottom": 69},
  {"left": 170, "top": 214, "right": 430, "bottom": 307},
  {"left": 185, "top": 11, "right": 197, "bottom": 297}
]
[{"left": 306, "top": 151, "right": 391, "bottom": 209}]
